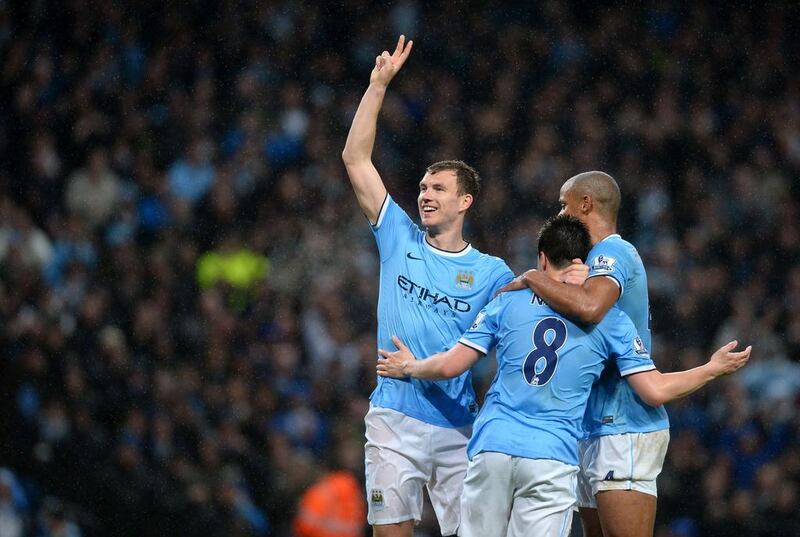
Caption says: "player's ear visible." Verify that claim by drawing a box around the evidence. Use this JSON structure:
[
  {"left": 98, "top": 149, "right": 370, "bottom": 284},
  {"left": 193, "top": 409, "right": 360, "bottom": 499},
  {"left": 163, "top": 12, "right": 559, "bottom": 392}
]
[
  {"left": 460, "top": 193, "right": 474, "bottom": 212},
  {"left": 538, "top": 251, "right": 547, "bottom": 271},
  {"left": 581, "top": 195, "right": 593, "bottom": 215}
]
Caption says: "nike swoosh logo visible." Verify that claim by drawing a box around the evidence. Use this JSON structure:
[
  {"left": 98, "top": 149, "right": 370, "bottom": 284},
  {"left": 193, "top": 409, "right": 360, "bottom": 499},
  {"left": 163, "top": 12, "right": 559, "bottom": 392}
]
[{"left": 406, "top": 252, "right": 423, "bottom": 260}]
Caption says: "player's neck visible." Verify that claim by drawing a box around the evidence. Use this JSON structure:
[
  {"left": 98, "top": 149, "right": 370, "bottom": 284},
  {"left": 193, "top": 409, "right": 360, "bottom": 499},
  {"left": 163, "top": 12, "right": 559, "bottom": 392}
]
[
  {"left": 425, "top": 226, "right": 468, "bottom": 252},
  {"left": 589, "top": 220, "right": 617, "bottom": 246}
]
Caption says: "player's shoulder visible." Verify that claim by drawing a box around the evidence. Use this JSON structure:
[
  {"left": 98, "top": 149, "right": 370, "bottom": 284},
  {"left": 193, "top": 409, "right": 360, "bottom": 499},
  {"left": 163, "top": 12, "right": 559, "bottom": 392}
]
[
  {"left": 588, "top": 234, "right": 641, "bottom": 270},
  {"left": 470, "top": 246, "right": 506, "bottom": 265},
  {"left": 469, "top": 247, "right": 512, "bottom": 273},
  {"left": 595, "top": 305, "right": 636, "bottom": 337}
]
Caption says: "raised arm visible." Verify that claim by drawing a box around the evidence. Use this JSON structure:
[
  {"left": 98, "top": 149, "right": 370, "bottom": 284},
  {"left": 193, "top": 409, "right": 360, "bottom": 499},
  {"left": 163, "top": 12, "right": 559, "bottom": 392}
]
[
  {"left": 342, "top": 35, "right": 413, "bottom": 224},
  {"left": 376, "top": 336, "right": 480, "bottom": 380},
  {"left": 499, "top": 268, "right": 617, "bottom": 324},
  {"left": 626, "top": 340, "right": 752, "bottom": 407}
]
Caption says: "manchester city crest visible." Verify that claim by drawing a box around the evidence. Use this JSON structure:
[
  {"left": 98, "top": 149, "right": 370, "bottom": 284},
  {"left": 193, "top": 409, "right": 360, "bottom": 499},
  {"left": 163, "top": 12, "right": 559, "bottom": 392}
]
[{"left": 455, "top": 271, "right": 474, "bottom": 289}]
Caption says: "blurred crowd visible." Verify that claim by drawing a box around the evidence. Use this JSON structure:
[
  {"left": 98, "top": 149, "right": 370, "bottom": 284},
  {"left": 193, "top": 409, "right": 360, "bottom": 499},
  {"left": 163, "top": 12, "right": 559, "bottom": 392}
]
[{"left": 1, "top": 1, "right": 799, "bottom": 536}]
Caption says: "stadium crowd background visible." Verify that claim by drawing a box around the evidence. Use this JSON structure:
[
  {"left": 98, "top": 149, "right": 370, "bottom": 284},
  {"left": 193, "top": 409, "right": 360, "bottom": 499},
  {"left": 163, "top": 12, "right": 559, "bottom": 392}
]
[{"left": 1, "top": 1, "right": 799, "bottom": 536}]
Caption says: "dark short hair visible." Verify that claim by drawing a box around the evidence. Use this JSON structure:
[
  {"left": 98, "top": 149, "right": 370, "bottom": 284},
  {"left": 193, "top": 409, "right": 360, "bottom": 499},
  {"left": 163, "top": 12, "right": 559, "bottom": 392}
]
[
  {"left": 426, "top": 160, "right": 481, "bottom": 198},
  {"left": 537, "top": 215, "right": 592, "bottom": 269}
]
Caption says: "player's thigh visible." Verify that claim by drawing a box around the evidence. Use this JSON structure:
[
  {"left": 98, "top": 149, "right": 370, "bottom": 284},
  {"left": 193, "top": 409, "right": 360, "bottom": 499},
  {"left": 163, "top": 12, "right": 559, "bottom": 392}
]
[
  {"left": 507, "top": 458, "right": 577, "bottom": 537},
  {"left": 426, "top": 423, "right": 471, "bottom": 536},
  {"left": 372, "top": 519, "right": 415, "bottom": 537},
  {"left": 595, "top": 489, "right": 657, "bottom": 537},
  {"left": 579, "top": 507, "right": 604, "bottom": 537},
  {"left": 459, "top": 452, "right": 515, "bottom": 537},
  {"left": 582, "top": 431, "right": 669, "bottom": 497},
  {"left": 582, "top": 431, "right": 669, "bottom": 537},
  {"left": 365, "top": 406, "right": 429, "bottom": 528}
]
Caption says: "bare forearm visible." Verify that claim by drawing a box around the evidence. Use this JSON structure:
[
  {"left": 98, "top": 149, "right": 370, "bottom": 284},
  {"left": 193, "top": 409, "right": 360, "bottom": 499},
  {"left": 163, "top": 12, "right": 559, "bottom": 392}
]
[
  {"left": 405, "top": 344, "right": 480, "bottom": 380},
  {"left": 523, "top": 271, "right": 601, "bottom": 323},
  {"left": 630, "top": 365, "right": 716, "bottom": 407},
  {"left": 342, "top": 84, "right": 387, "bottom": 164},
  {"left": 653, "top": 364, "right": 717, "bottom": 402},
  {"left": 405, "top": 352, "right": 453, "bottom": 380}
]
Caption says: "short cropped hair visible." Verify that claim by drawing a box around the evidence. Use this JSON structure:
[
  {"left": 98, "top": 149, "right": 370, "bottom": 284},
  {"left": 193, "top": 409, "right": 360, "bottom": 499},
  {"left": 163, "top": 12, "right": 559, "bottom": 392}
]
[
  {"left": 537, "top": 215, "right": 592, "bottom": 269},
  {"left": 565, "top": 171, "right": 621, "bottom": 221},
  {"left": 426, "top": 160, "right": 481, "bottom": 198}
]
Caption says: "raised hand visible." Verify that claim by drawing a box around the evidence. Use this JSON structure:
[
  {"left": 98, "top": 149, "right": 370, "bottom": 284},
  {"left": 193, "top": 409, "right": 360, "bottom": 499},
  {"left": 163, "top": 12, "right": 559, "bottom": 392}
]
[
  {"left": 377, "top": 335, "right": 416, "bottom": 378},
  {"left": 708, "top": 340, "right": 752, "bottom": 377},
  {"left": 370, "top": 35, "right": 414, "bottom": 87}
]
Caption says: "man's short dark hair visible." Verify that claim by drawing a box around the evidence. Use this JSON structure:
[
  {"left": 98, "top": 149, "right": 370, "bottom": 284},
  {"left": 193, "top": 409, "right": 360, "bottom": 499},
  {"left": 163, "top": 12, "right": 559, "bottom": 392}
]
[
  {"left": 426, "top": 160, "right": 481, "bottom": 198},
  {"left": 537, "top": 215, "right": 592, "bottom": 269}
]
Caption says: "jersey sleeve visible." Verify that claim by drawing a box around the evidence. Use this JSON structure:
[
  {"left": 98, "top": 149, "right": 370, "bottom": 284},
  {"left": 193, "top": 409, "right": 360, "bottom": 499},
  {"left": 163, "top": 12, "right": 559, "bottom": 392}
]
[
  {"left": 602, "top": 310, "right": 657, "bottom": 376},
  {"left": 370, "top": 195, "right": 419, "bottom": 263},
  {"left": 587, "top": 241, "right": 629, "bottom": 296},
  {"left": 458, "top": 296, "right": 504, "bottom": 355}
]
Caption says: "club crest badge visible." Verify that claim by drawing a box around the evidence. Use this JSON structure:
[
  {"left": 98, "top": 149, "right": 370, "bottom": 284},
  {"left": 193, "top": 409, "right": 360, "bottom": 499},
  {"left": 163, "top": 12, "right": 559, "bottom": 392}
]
[
  {"left": 455, "top": 271, "right": 474, "bottom": 289},
  {"left": 370, "top": 489, "right": 385, "bottom": 510}
]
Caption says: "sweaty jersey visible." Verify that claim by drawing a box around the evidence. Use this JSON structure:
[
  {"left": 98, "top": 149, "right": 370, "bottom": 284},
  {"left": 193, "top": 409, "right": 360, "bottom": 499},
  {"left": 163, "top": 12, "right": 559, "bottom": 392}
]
[
  {"left": 583, "top": 234, "right": 670, "bottom": 437},
  {"left": 370, "top": 196, "right": 514, "bottom": 428},
  {"left": 459, "top": 290, "right": 655, "bottom": 466}
]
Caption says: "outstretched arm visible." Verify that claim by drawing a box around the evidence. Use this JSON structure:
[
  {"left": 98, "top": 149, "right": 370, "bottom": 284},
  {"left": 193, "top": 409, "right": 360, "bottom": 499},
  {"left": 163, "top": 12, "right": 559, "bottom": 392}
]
[
  {"left": 377, "top": 336, "right": 481, "bottom": 380},
  {"left": 626, "top": 341, "right": 752, "bottom": 407},
  {"left": 498, "top": 268, "right": 616, "bottom": 324},
  {"left": 342, "top": 35, "right": 413, "bottom": 224}
]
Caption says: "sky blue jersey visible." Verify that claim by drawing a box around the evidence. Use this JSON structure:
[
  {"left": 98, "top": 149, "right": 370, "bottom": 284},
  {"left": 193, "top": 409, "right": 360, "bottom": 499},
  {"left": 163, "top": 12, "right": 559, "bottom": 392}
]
[
  {"left": 584, "top": 234, "right": 670, "bottom": 437},
  {"left": 370, "top": 196, "right": 514, "bottom": 428},
  {"left": 459, "top": 290, "right": 656, "bottom": 466}
]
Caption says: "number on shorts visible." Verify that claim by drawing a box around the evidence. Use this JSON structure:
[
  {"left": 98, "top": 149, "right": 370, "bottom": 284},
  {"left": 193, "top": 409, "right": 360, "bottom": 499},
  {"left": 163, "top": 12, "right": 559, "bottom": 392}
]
[{"left": 522, "top": 317, "right": 567, "bottom": 386}]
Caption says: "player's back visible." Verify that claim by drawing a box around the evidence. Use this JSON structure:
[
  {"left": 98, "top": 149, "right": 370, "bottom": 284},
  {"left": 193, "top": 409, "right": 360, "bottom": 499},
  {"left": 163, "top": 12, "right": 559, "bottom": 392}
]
[
  {"left": 584, "top": 234, "right": 669, "bottom": 437},
  {"left": 459, "top": 289, "right": 654, "bottom": 467},
  {"left": 370, "top": 196, "right": 513, "bottom": 428}
]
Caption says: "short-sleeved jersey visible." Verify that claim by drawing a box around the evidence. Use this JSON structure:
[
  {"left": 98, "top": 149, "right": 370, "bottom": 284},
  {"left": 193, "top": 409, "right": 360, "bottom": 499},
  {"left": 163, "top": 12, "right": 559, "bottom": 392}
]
[
  {"left": 458, "top": 290, "right": 655, "bottom": 466},
  {"left": 584, "top": 234, "right": 669, "bottom": 437},
  {"left": 370, "top": 196, "right": 514, "bottom": 428}
]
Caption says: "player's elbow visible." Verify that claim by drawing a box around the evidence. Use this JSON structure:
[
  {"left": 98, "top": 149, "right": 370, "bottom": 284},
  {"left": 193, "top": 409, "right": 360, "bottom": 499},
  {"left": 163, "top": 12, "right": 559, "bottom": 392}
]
[
  {"left": 634, "top": 383, "right": 668, "bottom": 406},
  {"left": 639, "top": 390, "right": 667, "bottom": 407},
  {"left": 341, "top": 148, "right": 366, "bottom": 166},
  {"left": 578, "top": 302, "right": 606, "bottom": 324}
]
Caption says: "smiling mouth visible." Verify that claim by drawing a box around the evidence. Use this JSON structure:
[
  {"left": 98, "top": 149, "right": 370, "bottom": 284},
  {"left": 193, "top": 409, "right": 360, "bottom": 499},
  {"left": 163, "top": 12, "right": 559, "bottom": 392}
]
[{"left": 421, "top": 206, "right": 437, "bottom": 214}]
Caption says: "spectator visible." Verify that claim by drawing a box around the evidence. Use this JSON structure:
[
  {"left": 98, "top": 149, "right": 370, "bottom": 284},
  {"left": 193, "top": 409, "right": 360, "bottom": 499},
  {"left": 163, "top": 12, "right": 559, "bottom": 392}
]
[{"left": 64, "top": 148, "right": 121, "bottom": 229}]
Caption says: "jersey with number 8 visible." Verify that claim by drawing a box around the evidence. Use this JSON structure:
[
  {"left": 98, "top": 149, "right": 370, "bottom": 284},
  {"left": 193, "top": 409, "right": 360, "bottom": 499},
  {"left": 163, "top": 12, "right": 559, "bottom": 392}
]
[{"left": 458, "top": 290, "right": 656, "bottom": 467}]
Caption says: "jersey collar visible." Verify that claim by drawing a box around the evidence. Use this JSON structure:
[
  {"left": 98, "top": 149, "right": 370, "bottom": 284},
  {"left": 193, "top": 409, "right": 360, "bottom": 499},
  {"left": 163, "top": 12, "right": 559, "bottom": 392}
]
[
  {"left": 598, "top": 233, "right": 621, "bottom": 243},
  {"left": 424, "top": 237, "right": 473, "bottom": 257}
]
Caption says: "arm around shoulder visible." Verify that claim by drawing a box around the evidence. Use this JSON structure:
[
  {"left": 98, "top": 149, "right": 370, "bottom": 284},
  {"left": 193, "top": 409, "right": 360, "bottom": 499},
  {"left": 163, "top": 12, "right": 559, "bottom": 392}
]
[{"left": 520, "top": 270, "right": 618, "bottom": 324}]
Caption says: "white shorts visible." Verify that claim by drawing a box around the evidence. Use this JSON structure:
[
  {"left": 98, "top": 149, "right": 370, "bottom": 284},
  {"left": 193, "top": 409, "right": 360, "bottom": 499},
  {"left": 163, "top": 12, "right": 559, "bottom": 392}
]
[
  {"left": 460, "top": 452, "right": 577, "bottom": 537},
  {"left": 364, "top": 405, "right": 471, "bottom": 535},
  {"left": 576, "top": 430, "right": 670, "bottom": 508}
]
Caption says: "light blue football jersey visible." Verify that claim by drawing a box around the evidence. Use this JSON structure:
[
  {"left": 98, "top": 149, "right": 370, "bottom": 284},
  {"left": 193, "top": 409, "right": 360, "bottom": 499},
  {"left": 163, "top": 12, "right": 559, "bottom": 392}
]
[
  {"left": 370, "top": 196, "right": 514, "bottom": 428},
  {"left": 583, "top": 234, "right": 670, "bottom": 437},
  {"left": 459, "top": 290, "right": 656, "bottom": 466}
]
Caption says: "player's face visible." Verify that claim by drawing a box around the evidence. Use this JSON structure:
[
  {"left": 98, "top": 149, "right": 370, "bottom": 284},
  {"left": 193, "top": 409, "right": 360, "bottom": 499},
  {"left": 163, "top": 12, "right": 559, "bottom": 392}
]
[
  {"left": 558, "top": 187, "right": 582, "bottom": 220},
  {"left": 418, "top": 171, "right": 466, "bottom": 227}
]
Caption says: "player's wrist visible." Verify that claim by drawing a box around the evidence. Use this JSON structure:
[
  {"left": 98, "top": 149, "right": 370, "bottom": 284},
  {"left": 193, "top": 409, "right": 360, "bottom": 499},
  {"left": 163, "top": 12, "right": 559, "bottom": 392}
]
[
  {"left": 368, "top": 82, "right": 389, "bottom": 93},
  {"left": 703, "top": 360, "right": 722, "bottom": 379}
]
